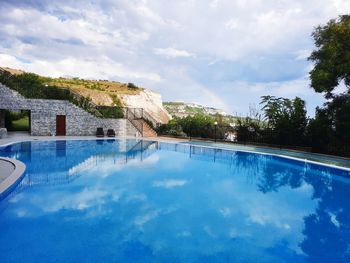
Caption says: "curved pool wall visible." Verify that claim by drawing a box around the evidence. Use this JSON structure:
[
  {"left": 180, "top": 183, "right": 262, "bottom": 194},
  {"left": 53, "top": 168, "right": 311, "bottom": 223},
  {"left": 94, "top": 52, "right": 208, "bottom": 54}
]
[
  {"left": 0, "top": 139, "right": 350, "bottom": 262},
  {"left": 0, "top": 138, "right": 350, "bottom": 200},
  {"left": 185, "top": 140, "right": 350, "bottom": 169},
  {"left": 1, "top": 136, "right": 350, "bottom": 172},
  {"left": 0, "top": 157, "right": 26, "bottom": 200}
]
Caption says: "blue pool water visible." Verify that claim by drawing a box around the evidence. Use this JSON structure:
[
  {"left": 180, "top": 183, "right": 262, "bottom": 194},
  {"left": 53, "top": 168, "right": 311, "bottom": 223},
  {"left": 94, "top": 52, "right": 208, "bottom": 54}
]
[{"left": 0, "top": 139, "right": 350, "bottom": 263}]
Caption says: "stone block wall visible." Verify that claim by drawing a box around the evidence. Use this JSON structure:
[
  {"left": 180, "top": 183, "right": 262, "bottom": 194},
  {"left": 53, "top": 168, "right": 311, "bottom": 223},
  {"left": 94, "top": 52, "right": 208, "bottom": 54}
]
[
  {"left": 126, "top": 120, "right": 142, "bottom": 137},
  {"left": 0, "top": 84, "right": 141, "bottom": 137}
]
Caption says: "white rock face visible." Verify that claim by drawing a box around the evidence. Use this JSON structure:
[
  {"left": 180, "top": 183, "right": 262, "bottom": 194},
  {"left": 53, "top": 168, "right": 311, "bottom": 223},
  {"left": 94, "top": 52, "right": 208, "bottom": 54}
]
[
  {"left": 120, "top": 90, "right": 171, "bottom": 124},
  {"left": 164, "top": 102, "right": 228, "bottom": 118}
]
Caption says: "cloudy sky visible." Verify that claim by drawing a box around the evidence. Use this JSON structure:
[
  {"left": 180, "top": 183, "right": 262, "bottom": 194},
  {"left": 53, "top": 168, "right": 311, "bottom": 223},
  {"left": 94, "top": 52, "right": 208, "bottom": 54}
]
[{"left": 1, "top": 0, "right": 350, "bottom": 116}]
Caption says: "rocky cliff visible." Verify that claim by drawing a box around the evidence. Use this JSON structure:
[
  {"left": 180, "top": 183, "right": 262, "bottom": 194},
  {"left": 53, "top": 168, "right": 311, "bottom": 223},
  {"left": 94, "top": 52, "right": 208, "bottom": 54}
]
[
  {"left": 120, "top": 89, "right": 171, "bottom": 124},
  {"left": 164, "top": 102, "right": 228, "bottom": 118}
]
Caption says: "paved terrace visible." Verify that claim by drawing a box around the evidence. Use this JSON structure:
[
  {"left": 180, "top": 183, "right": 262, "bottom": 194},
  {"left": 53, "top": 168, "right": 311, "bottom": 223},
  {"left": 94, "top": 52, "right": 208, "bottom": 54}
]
[
  {"left": 0, "top": 155, "right": 26, "bottom": 198},
  {"left": 0, "top": 159, "right": 14, "bottom": 183}
]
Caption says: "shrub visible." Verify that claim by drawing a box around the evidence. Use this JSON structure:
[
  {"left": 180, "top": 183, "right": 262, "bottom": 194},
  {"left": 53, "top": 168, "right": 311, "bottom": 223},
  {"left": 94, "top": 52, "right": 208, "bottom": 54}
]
[{"left": 127, "top": 83, "right": 138, "bottom": 90}]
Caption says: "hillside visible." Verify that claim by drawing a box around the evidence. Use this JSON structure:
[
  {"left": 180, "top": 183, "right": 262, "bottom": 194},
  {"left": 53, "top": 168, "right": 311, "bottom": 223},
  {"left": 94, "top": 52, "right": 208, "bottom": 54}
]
[
  {"left": 163, "top": 102, "right": 228, "bottom": 117},
  {"left": 0, "top": 67, "right": 171, "bottom": 124},
  {"left": 163, "top": 102, "right": 239, "bottom": 124}
]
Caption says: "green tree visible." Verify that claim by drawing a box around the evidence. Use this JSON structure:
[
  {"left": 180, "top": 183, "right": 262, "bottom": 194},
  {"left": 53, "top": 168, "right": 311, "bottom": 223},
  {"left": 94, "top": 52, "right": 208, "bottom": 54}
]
[
  {"left": 308, "top": 15, "right": 350, "bottom": 156},
  {"left": 307, "top": 107, "right": 332, "bottom": 153},
  {"left": 178, "top": 114, "right": 215, "bottom": 138},
  {"left": 309, "top": 15, "right": 350, "bottom": 98},
  {"left": 290, "top": 97, "right": 308, "bottom": 141},
  {"left": 308, "top": 95, "right": 350, "bottom": 156},
  {"left": 260, "top": 96, "right": 308, "bottom": 146}
]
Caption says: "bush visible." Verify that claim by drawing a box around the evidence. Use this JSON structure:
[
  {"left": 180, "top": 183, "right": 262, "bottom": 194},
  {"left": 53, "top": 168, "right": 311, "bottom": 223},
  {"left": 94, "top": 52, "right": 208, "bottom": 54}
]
[
  {"left": 127, "top": 83, "right": 138, "bottom": 90},
  {"left": 97, "top": 106, "right": 124, "bottom": 119}
]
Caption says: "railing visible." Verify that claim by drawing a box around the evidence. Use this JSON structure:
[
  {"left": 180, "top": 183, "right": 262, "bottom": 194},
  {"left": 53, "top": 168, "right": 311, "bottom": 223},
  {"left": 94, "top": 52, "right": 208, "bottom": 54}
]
[
  {"left": 125, "top": 108, "right": 144, "bottom": 136},
  {"left": 142, "top": 110, "right": 161, "bottom": 128},
  {"left": 157, "top": 124, "right": 315, "bottom": 153}
]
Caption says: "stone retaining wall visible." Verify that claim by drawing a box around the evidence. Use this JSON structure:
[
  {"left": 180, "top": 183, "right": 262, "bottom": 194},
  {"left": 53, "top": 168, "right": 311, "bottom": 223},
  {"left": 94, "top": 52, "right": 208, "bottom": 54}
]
[{"left": 0, "top": 84, "right": 141, "bottom": 136}]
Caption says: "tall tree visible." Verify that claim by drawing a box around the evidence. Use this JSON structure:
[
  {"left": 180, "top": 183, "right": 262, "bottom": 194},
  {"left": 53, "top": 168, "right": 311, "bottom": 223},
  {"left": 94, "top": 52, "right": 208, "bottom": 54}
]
[
  {"left": 260, "top": 96, "right": 308, "bottom": 146},
  {"left": 308, "top": 15, "right": 350, "bottom": 156},
  {"left": 309, "top": 15, "right": 350, "bottom": 98}
]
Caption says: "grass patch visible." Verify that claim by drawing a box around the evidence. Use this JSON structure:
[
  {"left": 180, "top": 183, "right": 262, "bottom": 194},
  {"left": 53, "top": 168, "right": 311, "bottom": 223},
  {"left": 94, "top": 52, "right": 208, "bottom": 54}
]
[
  {"left": 42, "top": 77, "right": 143, "bottom": 95},
  {"left": 8, "top": 116, "right": 29, "bottom": 131}
]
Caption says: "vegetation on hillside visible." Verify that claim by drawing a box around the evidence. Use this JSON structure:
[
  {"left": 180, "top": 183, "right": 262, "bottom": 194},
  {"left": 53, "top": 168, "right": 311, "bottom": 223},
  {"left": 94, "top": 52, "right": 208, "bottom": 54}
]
[
  {"left": 0, "top": 67, "right": 142, "bottom": 105},
  {"left": 0, "top": 70, "right": 124, "bottom": 118},
  {"left": 158, "top": 97, "right": 306, "bottom": 147},
  {"left": 163, "top": 101, "right": 239, "bottom": 123},
  {"left": 159, "top": 15, "right": 350, "bottom": 157},
  {"left": 163, "top": 102, "right": 185, "bottom": 106},
  {"left": 41, "top": 76, "right": 142, "bottom": 96},
  {"left": 158, "top": 114, "right": 218, "bottom": 138}
]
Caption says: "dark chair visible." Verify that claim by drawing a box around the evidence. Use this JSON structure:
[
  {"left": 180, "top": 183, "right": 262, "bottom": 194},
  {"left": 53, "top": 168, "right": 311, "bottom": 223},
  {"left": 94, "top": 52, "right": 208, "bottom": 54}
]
[
  {"left": 107, "top": 129, "right": 116, "bottom": 137},
  {"left": 96, "top": 127, "right": 104, "bottom": 137}
]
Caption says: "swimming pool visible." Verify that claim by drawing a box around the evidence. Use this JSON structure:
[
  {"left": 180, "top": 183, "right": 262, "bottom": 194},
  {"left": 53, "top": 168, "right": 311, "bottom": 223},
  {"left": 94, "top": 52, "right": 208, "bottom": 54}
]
[{"left": 0, "top": 139, "right": 350, "bottom": 262}]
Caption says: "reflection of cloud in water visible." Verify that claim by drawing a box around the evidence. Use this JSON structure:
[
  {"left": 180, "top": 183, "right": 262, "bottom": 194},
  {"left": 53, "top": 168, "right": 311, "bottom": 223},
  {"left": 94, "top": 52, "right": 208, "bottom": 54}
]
[
  {"left": 20, "top": 151, "right": 317, "bottom": 257},
  {"left": 69, "top": 154, "right": 160, "bottom": 178},
  {"left": 125, "top": 193, "right": 147, "bottom": 202},
  {"left": 212, "top": 180, "right": 317, "bottom": 255},
  {"left": 329, "top": 212, "right": 340, "bottom": 228},
  {"left": 134, "top": 210, "right": 160, "bottom": 226},
  {"left": 42, "top": 187, "right": 108, "bottom": 212},
  {"left": 177, "top": 231, "right": 191, "bottom": 237},
  {"left": 152, "top": 179, "right": 188, "bottom": 189},
  {"left": 2, "top": 139, "right": 349, "bottom": 261},
  {"left": 15, "top": 209, "right": 28, "bottom": 218},
  {"left": 128, "top": 154, "right": 160, "bottom": 167},
  {"left": 10, "top": 187, "right": 110, "bottom": 218},
  {"left": 219, "top": 207, "right": 232, "bottom": 217}
]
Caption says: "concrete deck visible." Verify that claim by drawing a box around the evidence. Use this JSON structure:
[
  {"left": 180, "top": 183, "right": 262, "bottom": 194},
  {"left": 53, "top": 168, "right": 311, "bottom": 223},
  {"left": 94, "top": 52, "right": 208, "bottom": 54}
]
[
  {"left": 0, "top": 159, "right": 15, "bottom": 183},
  {"left": 0, "top": 157, "right": 26, "bottom": 198},
  {"left": 0, "top": 132, "right": 188, "bottom": 147}
]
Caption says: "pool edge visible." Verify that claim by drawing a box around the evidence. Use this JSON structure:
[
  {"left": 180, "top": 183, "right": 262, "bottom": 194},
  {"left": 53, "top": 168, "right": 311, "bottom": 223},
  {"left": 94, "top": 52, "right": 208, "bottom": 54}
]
[
  {"left": 0, "top": 157, "right": 26, "bottom": 200},
  {"left": 1, "top": 136, "right": 350, "bottom": 173}
]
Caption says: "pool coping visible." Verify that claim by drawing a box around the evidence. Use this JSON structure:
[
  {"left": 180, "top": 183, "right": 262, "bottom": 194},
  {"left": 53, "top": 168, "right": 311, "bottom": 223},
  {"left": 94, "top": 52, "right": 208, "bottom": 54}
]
[
  {"left": 1, "top": 136, "right": 350, "bottom": 173},
  {"left": 0, "top": 157, "right": 26, "bottom": 199},
  {"left": 181, "top": 141, "right": 350, "bottom": 172},
  {"left": 180, "top": 141, "right": 350, "bottom": 170},
  {"left": 143, "top": 138, "right": 349, "bottom": 173}
]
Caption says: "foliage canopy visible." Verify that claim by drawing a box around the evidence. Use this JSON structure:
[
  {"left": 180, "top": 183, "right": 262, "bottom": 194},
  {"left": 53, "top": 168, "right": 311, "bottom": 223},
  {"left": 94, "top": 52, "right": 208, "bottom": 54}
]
[{"left": 309, "top": 15, "right": 350, "bottom": 98}]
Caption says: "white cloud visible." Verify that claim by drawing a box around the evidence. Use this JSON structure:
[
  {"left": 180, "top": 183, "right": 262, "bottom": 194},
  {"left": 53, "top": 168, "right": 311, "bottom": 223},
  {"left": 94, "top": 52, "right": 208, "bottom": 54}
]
[
  {"left": 2, "top": 8, "right": 119, "bottom": 47},
  {"left": 153, "top": 47, "right": 195, "bottom": 58},
  {"left": 294, "top": 49, "right": 312, "bottom": 61},
  {"left": 332, "top": 0, "right": 350, "bottom": 12},
  {"left": 0, "top": 0, "right": 349, "bottom": 114},
  {"left": 225, "top": 19, "right": 238, "bottom": 30},
  {"left": 0, "top": 53, "right": 161, "bottom": 82},
  {"left": 135, "top": 3, "right": 165, "bottom": 25},
  {"left": 210, "top": 0, "right": 220, "bottom": 8}
]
